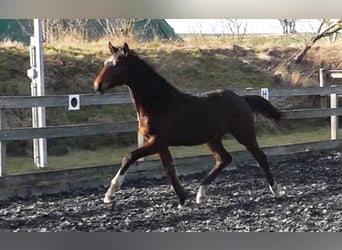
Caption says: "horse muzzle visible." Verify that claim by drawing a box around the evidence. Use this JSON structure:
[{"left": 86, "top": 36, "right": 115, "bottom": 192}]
[{"left": 94, "top": 81, "right": 103, "bottom": 94}]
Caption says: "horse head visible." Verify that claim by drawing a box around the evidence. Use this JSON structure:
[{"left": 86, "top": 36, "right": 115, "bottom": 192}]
[{"left": 94, "top": 42, "right": 131, "bottom": 93}]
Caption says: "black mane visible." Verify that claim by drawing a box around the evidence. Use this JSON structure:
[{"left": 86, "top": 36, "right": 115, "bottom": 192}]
[
  {"left": 129, "top": 52, "right": 181, "bottom": 92},
  {"left": 126, "top": 52, "right": 185, "bottom": 113}
]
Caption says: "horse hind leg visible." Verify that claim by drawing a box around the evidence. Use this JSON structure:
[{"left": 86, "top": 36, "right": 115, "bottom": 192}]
[
  {"left": 232, "top": 129, "right": 284, "bottom": 198},
  {"left": 248, "top": 143, "right": 284, "bottom": 197},
  {"left": 196, "top": 139, "right": 232, "bottom": 204}
]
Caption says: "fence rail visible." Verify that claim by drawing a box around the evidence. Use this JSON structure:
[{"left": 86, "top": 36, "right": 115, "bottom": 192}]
[
  {"left": 0, "top": 121, "right": 138, "bottom": 141},
  {"left": 1, "top": 86, "right": 342, "bottom": 109},
  {"left": 0, "top": 85, "right": 341, "bottom": 176}
]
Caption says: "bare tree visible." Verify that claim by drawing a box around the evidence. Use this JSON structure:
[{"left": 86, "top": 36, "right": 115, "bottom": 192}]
[
  {"left": 42, "top": 19, "right": 100, "bottom": 42},
  {"left": 16, "top": 19, "right": 33, "bottom": 36},
  {"left": 96, "top": 19, "right": 122, "bottom": 36},
  {"left": 293, "top": 19, "right": 342, "bottom": 64},
  {"left": 279, "top": 19, "right": 297, "bottom": 34},
  {"left": 96, "top": 19, "right": 137, "bottom": 38},
  {"left": 70, "top": 19, "right": 89, "bottom": 40},
  {"left": 43, "top": 19, "right": 65, "bottom": 42},
  {"left": 41, "top": 19, "right": 172, "bottom": 43},
  {"left": 220, "top": 19, "right": 248, "bottom": 41}
]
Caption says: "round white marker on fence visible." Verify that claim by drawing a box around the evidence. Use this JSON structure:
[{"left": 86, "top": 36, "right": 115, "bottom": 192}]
[{"left": 69, "top": 95, "right": 80, "bottom": 110}]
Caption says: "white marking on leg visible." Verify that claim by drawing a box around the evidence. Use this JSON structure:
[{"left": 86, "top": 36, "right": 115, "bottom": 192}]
[
  {"left": 103, "top": 172, "right": 126, "bottom": 204},
  {"left": 269, "top": 181, "right": 285, "bottom": 198},
  {"left": 112, "top": 171, "right": 126, "bottom": 189},
  {"left": 196, "top": 185, "right": 208, "bottom": 204}
]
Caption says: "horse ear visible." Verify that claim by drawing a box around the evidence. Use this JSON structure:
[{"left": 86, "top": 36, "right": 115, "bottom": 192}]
[
  {"left": 123, "top": 43, "right": 130, "bottom": 56},
  {"left": 108, "top": 42, "right": 118, "bottom": 54}
]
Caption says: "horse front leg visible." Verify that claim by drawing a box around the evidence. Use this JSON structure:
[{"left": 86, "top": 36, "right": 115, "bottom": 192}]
[
  {"left": 103, "top": 138, "right": 158, "bottom": 204},
  {"left": 159, "top": 148, "right": 188, "bottom": 208}
]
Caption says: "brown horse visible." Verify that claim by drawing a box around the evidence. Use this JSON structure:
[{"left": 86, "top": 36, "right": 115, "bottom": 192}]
[{"left": 94, "top": 42, "right": 284, "bottom": 208}]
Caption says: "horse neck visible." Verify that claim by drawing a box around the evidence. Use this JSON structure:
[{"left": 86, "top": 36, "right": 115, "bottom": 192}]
[{"left": 125, "top": 57, "right": 182, "bottom": 116}]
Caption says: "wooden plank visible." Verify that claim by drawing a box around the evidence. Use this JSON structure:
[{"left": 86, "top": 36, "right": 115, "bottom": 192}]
[
  {"left": 80, "top": 93, "right": 132, "bottom": 106},
  {"left": 0, "top": 95, "right": 68, "bottom": 109},
  {"left": 329, "top": 72, "right": 342, "bottom": 79},
  {"left": 282, "top": 108, "right": 342, "bottom": 119},
  {"left": 263, "top": 139, "right": 342, "bottom": 156},
  {"left": 1, "top": 87, "right": 342, "bottom": 109},
  {"left": 233, "top": 88, "right": 261, "bottom": 96},
  {"left": 0, "top": 121, "right": 138, "bottom": 141},
  {"left": 0, "top": 93, "right": 133, "bottom": 109},
  {"left": 234, "top": 86, "right": 342, "bottom": 97},
  {"left": 328, "top": 70, "right": 342, "bottom": 79},
  {"left": 269, "top": 86, "right": 342, "bottom": 97}
]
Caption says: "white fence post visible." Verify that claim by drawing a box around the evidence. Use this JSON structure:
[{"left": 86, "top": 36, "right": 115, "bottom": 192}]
[
  {"left": 330, "top": 86, "right": 339, "bottom": 140},
  {"left": 319, "top": 68, "right": 326, "bottom": 87},
  {"left": 28, "top": 19, "right": 48, "bottom": 169},
  {"left": 0, "top": 109, "right": 6, "bottom": 176},
  {"left": 319, "top": 68, "right": 327, "bottom": 108},
  {"left": 326, "top": 70, "right": 342, "bottom": 141}
]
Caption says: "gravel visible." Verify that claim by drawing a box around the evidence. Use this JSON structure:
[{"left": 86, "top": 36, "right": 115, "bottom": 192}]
[{"left": 0, "top": 151, "right": 342, "bottom": 232}]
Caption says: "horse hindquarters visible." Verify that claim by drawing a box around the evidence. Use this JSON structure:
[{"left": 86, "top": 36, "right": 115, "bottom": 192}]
[{"left": 229, "top": 101, "right": 282, "bottom": 197}]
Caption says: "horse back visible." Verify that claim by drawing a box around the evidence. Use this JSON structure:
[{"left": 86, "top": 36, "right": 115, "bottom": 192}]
[{"left": 150, "top": 89, "right": 251, "bottom": 146}]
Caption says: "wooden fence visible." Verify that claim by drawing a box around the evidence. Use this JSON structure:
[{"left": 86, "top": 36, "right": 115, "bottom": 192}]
[{"left": 0, "top": 85, "right": 342, "bottom": 176}]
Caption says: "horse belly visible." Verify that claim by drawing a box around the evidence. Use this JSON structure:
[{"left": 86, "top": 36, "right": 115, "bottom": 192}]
[{"left": 167, "top": 114, "right": 225, "bottom": 146}]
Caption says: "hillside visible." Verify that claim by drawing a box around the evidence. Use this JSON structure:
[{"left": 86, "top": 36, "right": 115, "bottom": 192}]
[{"left": 1, "top": 34, "right": 342, "bottom": 158}]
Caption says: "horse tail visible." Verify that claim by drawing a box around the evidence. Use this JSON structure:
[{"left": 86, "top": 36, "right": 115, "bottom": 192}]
[{"left": 243, "top": 95, "right": 282, "bottom": 121}]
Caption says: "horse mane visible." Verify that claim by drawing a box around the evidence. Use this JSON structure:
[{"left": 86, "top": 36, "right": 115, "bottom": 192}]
[
  {"left": 129, "top": 51, "right": 179, "bottom": 90},
  {"left": 126, "top": 51, "right": 185, "bottom": 111}
]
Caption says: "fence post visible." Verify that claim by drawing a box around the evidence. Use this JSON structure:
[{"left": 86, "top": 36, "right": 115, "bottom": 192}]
[
  {"left": 0, "top": 109, "right": 6, "bottom": 176},
  {"left": 330, "top": 86, "right": 339, "bottom": 140},
  {"left": 319, "top": 68, "right": 327, "bottom": 108},
  {"left": 28, "top": 19, "right": 48, "bottom": 169}
]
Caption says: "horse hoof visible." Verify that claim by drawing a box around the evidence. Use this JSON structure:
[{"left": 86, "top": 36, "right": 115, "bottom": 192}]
[
  {"left": 269, "top": 183, "right": 285, "bottom": 198},
  {"left": 103, "top": 195, "right": 115, "bottom": 204},
  {"left": 177, "top": 203, "right": 185, "bottom": 210},
  {"left": 102, "top": 202, "right": 114, "bottom": 209},
  {"left": 195, "top": 195, "right": 206, "bottom": 204},
  {"left": 196, "top": 185, "right": 207, "bottom": 204}
]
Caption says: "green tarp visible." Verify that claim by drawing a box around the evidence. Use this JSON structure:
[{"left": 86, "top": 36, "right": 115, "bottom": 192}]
[{"left": 0, "top": 19, "right": 181, "bottom": 44}]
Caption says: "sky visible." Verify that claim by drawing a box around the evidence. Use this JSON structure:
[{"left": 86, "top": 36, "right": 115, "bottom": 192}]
[{"left": 165, "top": 19, "right": 322, "bottom": 34}]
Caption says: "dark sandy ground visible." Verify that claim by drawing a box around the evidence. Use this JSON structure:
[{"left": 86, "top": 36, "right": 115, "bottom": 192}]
[{"left": 0, "top": 151, "right": 341, "bottom": 232}]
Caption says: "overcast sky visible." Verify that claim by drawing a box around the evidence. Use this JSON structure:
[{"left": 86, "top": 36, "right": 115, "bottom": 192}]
[{"left": 166, "top": 19, "right": 322, "bottom": 34}]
